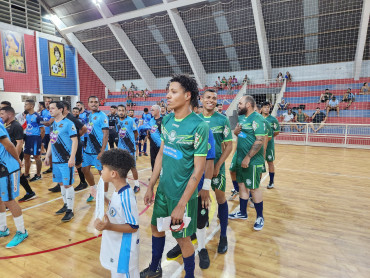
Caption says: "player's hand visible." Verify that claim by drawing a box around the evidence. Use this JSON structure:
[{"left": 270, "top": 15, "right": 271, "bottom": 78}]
[
  {"left": 97, "top": 151, "right": 104, "bottom": 160},
  {"left": 68, "top": 158, "right": 75, "bottom": 168},
  {"left": 213, "top": 164, "right": 220, "bottom": 177},
  {"left": 171, "top": 204, "right": 185, "bottom": 226},
  {"left": 234, "top": 123, "right": 242, "bottom": 136},
  {"left": 45, "top": 157, "right": 50, "bottom": 166},
  {"left": 94, "top": 214, "right": 110, "bottom": 231},
  {"left": 241, "top": 156, "right": 250, "bottom": 168},
  {"left": 17, "top": 159, "right": 22, "bottom": 168},
  {"left": 144, "top": 188, "right": 154, "bottom": 206},
  {"left": 199, "top": 189, "right": 211, "bottom": 209}
]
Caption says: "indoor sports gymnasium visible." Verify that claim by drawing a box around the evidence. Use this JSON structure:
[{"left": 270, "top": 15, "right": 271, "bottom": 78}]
[{"left": 0, "top": 0, "right": 369, "bottom": 277}]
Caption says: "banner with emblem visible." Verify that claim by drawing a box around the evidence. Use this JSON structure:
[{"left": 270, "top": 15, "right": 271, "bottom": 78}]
[
  {"left": 48, "top": 41, "right": 66, "bottom": 77},
  {"left": 1, "top": 30, "right": 26, "bottom": 73}
]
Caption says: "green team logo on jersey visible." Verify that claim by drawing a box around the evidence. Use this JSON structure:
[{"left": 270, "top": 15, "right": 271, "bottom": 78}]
[
  {"left": 268, "top": 155, "right": 272, "bottom": 160},
  {"left": 246, "top": 179, "right": 252, "bottom": 186},
  {"left": 252, "top": 121, "right": 259, "bottom": 131},
  {"left": 194, "top": 132, "right": 202, "bottom": 149},
  {"left": 273, "top": 123, "right": 277, "bottom": 129},
  {"left": 169, "top": 130, "right": 177, "bottom": 143},
  {"left": 223, "top": 126, "right": 230, "bottom": 137},
  {"left": 210, "top": 126, "right": 223, "bottom": 134},
  {"left": 213, "top": 177, "right": 220, "bottom": 184}
]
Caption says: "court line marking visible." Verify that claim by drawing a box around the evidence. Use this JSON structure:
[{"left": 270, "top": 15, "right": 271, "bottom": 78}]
[{"left": 278, "top": 167, "right": 370, "bottom": 180}]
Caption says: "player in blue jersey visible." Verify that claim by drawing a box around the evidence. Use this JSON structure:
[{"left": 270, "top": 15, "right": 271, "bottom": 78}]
[
  {"left": 45, "top": 101, "right": 78, "bottom": 222},
  {"left": 23, "top": 99, "right": 45, "bottom": 182},
  {"left": 0, "top": 121, "right": 28, "bottom": 248},
  {"left": 148, "top": 105, "right": 162, "bottom": 171},
  {"left": 129, "top": 109, "right": 140, "bottom": 159},
  {"left": 77, "top": 101, "right": 89, "bottom": 147},
  {"left": 138, "top": 108, "right": 152, "bottom": 156},
  {"left": 39, "top": 98, "right": 54, "bottom": 175},
  {"left": 82, "top": 96, "right": 109, "bottom": 203},
  {"left": 116, "top": 104, "right": 140, "bottom": 193}
]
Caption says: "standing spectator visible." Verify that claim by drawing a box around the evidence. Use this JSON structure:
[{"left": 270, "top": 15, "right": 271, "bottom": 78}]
[
  {"left": 281, "top": 109, "right": 295, "bottom": 131},
  {"left": 309, "top": 107, "right": 327, "bottom": 132},
  {"left": 318, "top": 89, "right": 332, "bottom": 105},
  {"left": 242, "top": 74, "right": 250, "bottom": 85},
  {"left": 360, "top": 82, "right": 369, "bottom": 95},
  {"left": 341, "top": 88, "right": 355, "bottom": 109},
  {"left": 120, "top": 84, "right": 127, "bottom": 95},
  {"left": 285, "top": 71, "right": 292, "bottom": 82},
  {"left": 292, "top": 108, "right": 308, "bottom": 132},
  {"left": 326, "top": 96, "right": 340, "bottom": 116},
  {"left": 276, "top": 72, "right": 283, "bottom": 82},
  {"left": 277, "top": 98, "right": 289, "bottom": 110}
]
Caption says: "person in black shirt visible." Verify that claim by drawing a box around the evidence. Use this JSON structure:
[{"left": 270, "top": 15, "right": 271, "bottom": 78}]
[
  {"left": 148, "top": 105, "right": 162, "bottom": 170},
  {"left": 108, "top": 106, "right": 118, "bottom": 149},
  {"left": 309, "top": 107, "right": 327, "bottom": 133},
  {"left": 0, "top": 106, "right": 36, "bottom": 202}
]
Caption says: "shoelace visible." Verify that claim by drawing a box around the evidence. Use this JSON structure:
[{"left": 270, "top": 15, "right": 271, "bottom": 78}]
[{"left": 256, "top": 217, "right": 263, "bottom": 224}]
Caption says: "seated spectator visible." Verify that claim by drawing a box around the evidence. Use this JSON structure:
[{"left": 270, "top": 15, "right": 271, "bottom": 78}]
[
  {"left": 100, "top": 99, "right": 105, "bottom": 106},
  {"left": 278, "top": 98, "right": 289, "bottom": 110},
  {"left": 120, "top": 84, "right": 127, "bottom": 94},
  {"left": 144, "top": 89, "right": 150, "bottom": 99},
  {"left": 221, "top": 76, "right": 227, "bottom": 89},
  {"left": 360, "top": 82, "right": 369, "bottom": 95},
  {"left": 231, "top": 75, "right": 238, "bottom": 87},
  {"left": 341, "top": 88, "right": 355, "bottom": 109},
  {"left": 217, "top": 76, "right": 222, "bottom": 85},
  {"left": 281, "top": 109, "right": 295, "bottom": 131},
  {"left": 276, "top": 72, "right": 283, "bottom": 82},
  {"left": 215, "top": 81, "right": 220, "bottom": 88},
  {"left": 242, "top": 74, "right": 250, "bottom": 85},
  {"left": 127, "top": 97, "right": 134, "bottom": 107},
  {"left": 309, "top": 107, "right": 327, "bottom": 133},
  {"left": 318, "top": 89, "right": 332, "bottom": 105},
  {"left": 128, "top": 88, "right": 134, "bottom": 98},
  {"left": 292, "top": 108, "right": 308, "bottom": 132},
  {"left": 326, "top": 96, "right": 339, "bottom": 116},
  {"left": 130, "top": 82, "right": 137, "bottom": 91},
  {"left": 285, "top": 71, "right": 292, "bottom": 82}
]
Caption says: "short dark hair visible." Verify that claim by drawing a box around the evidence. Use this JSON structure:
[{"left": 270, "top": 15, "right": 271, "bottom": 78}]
[
  {"left": 0, "top": 106, "right": 15, "bottom": 114},
  {"left": 332, "top": 96, "right": 336, "bottom": 100},
  {"left": 117, "top": 104, "right": 126, "bottom": 110},
  {"left": 111, "top": 105, "right": 117, "bottom": 109},
  {"left": 77, "top": 101, "right": 84, "bottom": 106},
  {"left": 204, "top": 89, "right": 216, "bottom": 94},
  {"left": 144, "top": 108, "right": 148, "bottom": 112},
  {"left": 261, "top": 101, "right": 270, "bottom": 107},
  {"left": 25, "top": 99, "right": 35, "bottom": 106},
  {"left": 169, "top": 75, "right": 199, "bottom": 108},
  {"left": 316, "top": 107, "right": 320, "bottom": 109},
  {"left": 88, "top": 96, "right": 99, "bottom": 101},
  {"left": 217, "top": 103, "right": 223, "bottom": 107},
  {"left": 100, "top": 149, "right": 135, "bottom": 178},
  {"left": 50, "top": 101, "right": 64, "bottom": 110},
  {"left": 325, "top": 88, "right": 329, "bottom": 91},
  {"left": 129, "top": 109, "right": 134, "bottom": 112},
  {"left": 62, "top": 101, "right": 70, "bottom": 111},
  {"left": 39, "top": 101, "right": 46, "bottom": 109},
  {"left": 73, "top": 107, "right": 79, "bottom": 111},
  {"left": 1, "top": 101, "right": 11, "bottom": 107}
]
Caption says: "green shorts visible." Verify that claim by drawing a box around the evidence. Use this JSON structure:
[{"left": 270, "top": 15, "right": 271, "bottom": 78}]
[
  {"left": 262, "top": 163, "right": 266, "bottom": 173},
  {"left": 229, "top": 153, "right": 237, "bottom": 172},
  {"left": 211, "top": 168, "right": 226, "bottom": 192},
  {"left": 265, "top": 147, "right": 275, "bottom": 162},
  {"left": 151, "top": 188, "right": 197, "bottom": 238},
  {"left": 236, "top": 164, "right": 263, "bottom": 189}
]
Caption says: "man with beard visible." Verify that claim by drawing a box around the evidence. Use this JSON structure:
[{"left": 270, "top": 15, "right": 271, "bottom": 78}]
[
  {"left": 108, "top": 105, "right": 118, "bottom": 149},
  {"left": 77, "top": 101, "right": 89, "bottom": 147}
]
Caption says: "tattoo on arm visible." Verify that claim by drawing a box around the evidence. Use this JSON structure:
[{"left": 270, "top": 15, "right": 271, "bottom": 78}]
[{"left": 247, "top": 137, "right": 263, "bottom": 158}]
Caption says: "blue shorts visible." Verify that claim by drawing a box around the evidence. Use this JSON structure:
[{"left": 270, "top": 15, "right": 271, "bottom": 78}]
[
  {"left": 53, "top": 163, "right": 75, "bottom": 186},
  {"left": 0, "top": 171, "right": 20, "bottom": 202},
  {"left": 24, "top": 135, "right": 42, "bottom": 156},
  {"left": 82, "top": 152, "right": 102, "bottom": 171}
]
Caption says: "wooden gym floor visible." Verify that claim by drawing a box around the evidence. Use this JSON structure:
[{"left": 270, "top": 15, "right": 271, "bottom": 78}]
[{"left": 0, "top": 144, "right": 369, "bottom": 278}]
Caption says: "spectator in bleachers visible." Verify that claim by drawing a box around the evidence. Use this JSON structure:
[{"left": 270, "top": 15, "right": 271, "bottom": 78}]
[
  {"left": 127, "top": 97, "right": 134, "bottom": 108},
  {"left": 221, "top": 76, "right": 227, "bottom": 89},
  {"left": 232, "top": 75, "right": 238, "bottom": 86},
  {"left": 285, "top": 71, "right": 292, "bottom": 82},
  {"left": 128, "top": 88, "right": 134, "bottom": 98},
  {"left": 130, "top": 82, "right": 137, "bottom": 91},
  {"left": 242, "top": 74, "right": 250, "bottom": 85},
  {"left": 360, "top": 82, "right": 369, "bottom": 95},
  {"left": 326, "top": 96, "right": 340, "bottom": 116},
  {"left": 278, "top": 98, "right": 289, "bottom": 110},
  {"left": 144, "top": 89, "right": 150, "bottom": 100},
  {"left": 281, "top": 109, "right": 295, "bottom": 131},
  {"left": 215, "top": 81, "right": 220, "bottom": 88},
  {"left": 309, "top": 107, "right": 327, "bottom": 133},
  {"left": 318, "top": 89, "right": 332, "bottom": 105},
  {"left": 276, "top": 72, "right": 283, "bottom": 82},
  {"left": 292, "top": 108, "right": 308, "bottom": 132},
  {"left": 100, "top": 99, "right": 105, "bottom": 106},
  {"left": 341, "top": 88, "right": 355, "bottom": 109},
  {"left": 120, "top": 84, "right": 127, "bottom": 94}
]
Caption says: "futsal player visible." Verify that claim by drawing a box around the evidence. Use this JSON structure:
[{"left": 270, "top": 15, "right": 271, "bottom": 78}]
[
  {"left": 0, "top": 121, "right": 28, "bottom": 248},
  {"left": 23, "top": 99, "right": 45, "bottom": 182},
  {"left": 77, "top": 101, "right": 89, "bottom": 147},
  {"left": 148, "top": 105, "right": 162, "bottom": 171},
  {"left": 228, "top": 96, "right": 265, "bottom": 231},
  {"left": 261, "top": 102, "right": 280, "bottom": 188},
  {"left": 199, "top": 89, "right": 232, "bottom": 253},
  {"left": 115, "top": 104, "right": 140, "bottom": 193},
  {"left": 82, "top": 96, "right": 109, "bottom": 202},
  {"left": 39, "top": 98, "right": 53, "bottom": 174},
  {"left": 138, "top": 108, "right": 152, "bottom": 156},
  {"left": 94, "top": 149, "right": 139, "bottom": 278},
  {"left": 140, "top": 75, "right": 209, "bottom": 278},
  {"left": 108, "top": 105, "right": 118, "bottom": 149},
  {"left": 128, "top": 109, "right": 140, "bottom": 159},
  {"left": 0, "top": 106, "right": 36, "bottom": 202},
  {"left": 45, "top": 101, "right": 78, "bottom": 222}
]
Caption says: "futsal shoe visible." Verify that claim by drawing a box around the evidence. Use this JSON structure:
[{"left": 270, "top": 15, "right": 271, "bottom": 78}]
[
  {"left": 86, "top": 194, "right": 95, "bottom": 202},
  {"left": 166, "top": 244, "right": 182, "bottom": 260},
  {"left": 61, "top": 210, "right": 74, "bottom": 222},
  {"left": 230, "top": 189, "right": 239, "bottom": 199},
  {"left": 0, "top": 228, "right": 10, "bottom": 238},
  {"left": 140, "top": 264, "right": 162, "bottom": 278},
  {"left": 228, "top": 211, "right": 248, "bottom": 220},
  {"left": 217, "top": 236, "right": 228, "bottom": 254},
  {"left": 143, "top": 153, "right": 148, "bottom": 156},
  {"left": 74, "top": 182, "right": 88, "bottom": 191},
  {"left": 23, "top": 174, "right": 30, "bottom": 179},
  {"left": 48, "top": 184, "right": 61, "bottom": 192},
  {"left": 29, "top": 175, "right": 41, "bottom": 182},
  {"left": 253, "top": 217, "right": 264, "bottom": 231},
  {"left": 198, "top": 248, "right": 210, "bottom": 269},
  {"left": 55, "top": 204, "right": 67, "bottom": 215},
  {"left": 18, "top": 192, "right": 37, "bottom": 202},
  {"left": 42, "top": 168, "right": 53, "bottom": 174},
  {"left": 267, "top": 183, "right": 274, "bottom": 189},
  {"left": 6, "top": 230, "right": 28, "bottom": 248},
  {"left": 134, "top": 185, "right": 140, "bottom": 194},
  {"left": 190, "top": 233, "right": 197, "bottom": 244}
]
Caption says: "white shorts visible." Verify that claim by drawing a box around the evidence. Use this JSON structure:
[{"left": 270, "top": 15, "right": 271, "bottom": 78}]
[{"left": 111, "top": 269, "right": 139, "bottom": 278}]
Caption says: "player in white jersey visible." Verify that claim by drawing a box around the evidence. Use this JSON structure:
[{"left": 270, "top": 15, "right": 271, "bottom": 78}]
[{"left": 95, "top": 148, "right": 139, "bottom": 278}]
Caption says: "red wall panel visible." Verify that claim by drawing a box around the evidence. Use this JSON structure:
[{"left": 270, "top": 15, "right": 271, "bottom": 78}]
[{"left": 0, "top": 32, "right": 39, "bottom": 93}]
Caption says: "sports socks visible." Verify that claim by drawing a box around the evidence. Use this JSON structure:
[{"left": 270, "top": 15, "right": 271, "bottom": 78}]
[
  {"left": 183, "top": 253, "right": 195, "bottom": 278},
  {"left": 150, "top": 236, "right": 165, "bottom": 272},
  {"left": 240, "top": 198, "right": 248, "bottom": 215},
  {"left": 66, "top": 187, "right": 75, "bottom": 211},
  {"left": 60, "top": 185, "right": 67, "bottom": 204},
  {"left": 218, "top": 201, "right": 228, "bottom": 237},
  {"left": 0, "top": 212, "right": 6, "bottom": 231},
  {"left": 14, "top": 215, "right": 25, "bottom": 233},
  {"left": 138, "top": 142, "right": 142, "bottom": 153},
  {"left": 269, "top": 172, "right": 275, "bottom": 184},
  {"left": 196, "top": 228, "right": 206, "bottom": 250},
  {"left": 254, "top": 201, "right": 263, "bottom": 218},
  {"left": 77, "top": 167, "right": 86, "bottom": 184},
  {"left": 232, "top": 180, "right": 239, "bottom": 192},
  {"left": 134, "top": 180, "right": 140, "bottom": 188},
  {"left": 143, "top": 142, "right": 147, "bottom": 153},
  {"left": 20, "top": 175, "right": 33, "bottom": 194}
]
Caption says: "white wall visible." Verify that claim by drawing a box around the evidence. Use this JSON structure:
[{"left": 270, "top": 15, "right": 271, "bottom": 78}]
[
  {"left": 0, "top": 92, "right": 42, "bottom": 114},
  {"left": 115, "top": 60, "right": 370, "bottom": 91}
]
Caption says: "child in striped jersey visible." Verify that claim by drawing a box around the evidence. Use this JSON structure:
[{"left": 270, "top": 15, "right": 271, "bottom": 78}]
[{"left": 94, "top": 148, "right": 139, "bottom": 278}]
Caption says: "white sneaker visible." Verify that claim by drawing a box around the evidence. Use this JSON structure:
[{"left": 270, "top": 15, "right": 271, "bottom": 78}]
[
  {"left": 228, "top": 211, "right": 248, "bottom": 220},
  {"left": 253, "top": 217, "right": 264, "bottom": 231},
  {"left": 267, "top": 183, "right": 274, "bottom": 189}
]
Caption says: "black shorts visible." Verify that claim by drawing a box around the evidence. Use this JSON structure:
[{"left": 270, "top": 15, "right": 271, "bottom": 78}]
[
  {"left": 328, "top": 107, "right": 337, "bottom": 111},
  {"left": 150, "top": 145, "right": 160, "bottom": 170},
  {"left": 139, "top": 134, "right": 147, "bottom": 141},
  {"left": 42, "top": 134, "right": 50, "bottom": 149},
  {"left": 76, "top": 142, "right": 83, "bottom": 166},
  {"left": 197, "top": 195, "right": 209, "bottom": 229}
]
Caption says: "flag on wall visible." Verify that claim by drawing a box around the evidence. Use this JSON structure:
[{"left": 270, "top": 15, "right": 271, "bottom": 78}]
[
  {"left": 48, "top": 41, "right": 66, "bottom": 78},
  {"left": 1, "top": 30, "right": 26, "bottom": 73}
]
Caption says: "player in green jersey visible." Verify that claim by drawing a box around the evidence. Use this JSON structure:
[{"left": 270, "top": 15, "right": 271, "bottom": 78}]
[
  {"left": 140, "top": 75, "right": 209, "bottom": 278},
  {"left": 228, "top": 96, "right": 265, "bottom": 231},
  {"left": 199, "top": 89, "right": 233, "bottom": 254},
  {"left": 261, "top": 102, "right": 280, "bottom": 189}
]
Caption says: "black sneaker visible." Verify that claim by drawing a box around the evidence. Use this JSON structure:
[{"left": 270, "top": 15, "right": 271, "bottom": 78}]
[
  {"left": 18, "top": 192, "right": 36, "bottom": 202},
  {"left": 23, "top": 174, "right": 30, "bottom": 179},
  {"left": 217, "top": 236, "right": 228, "bottom": 254},
  {"left": 144, "top": 153, "right": 148, "bottom": 156},
  {"left": 61, "top": 209, "right": 74, "bottom": 222},
  {"left": 140, "top": 265, "right": 162, "bottom": 278},
  {"left": 198, "top": 248, "right": 210, "bottom": 269},
  {"left": 74, "top": 182, "right": 88, "bottom": 191},
  {"left": 29, "top": 175, "right": 41, "bottom": 182},
  {"left": 134, "top": 185, "right": 140, "bottom": 193},
  {"left": 42, "top": 168, "right": 52, "bottom": 174},
  {"left": 48, "top": 184, "right": 61, "bottom": 192},
  {"left": 55, "top": 204, "right": 67, "bottom": 215},
  {"left": 166, "top": 244, "right": 182, "bottom": 260}
]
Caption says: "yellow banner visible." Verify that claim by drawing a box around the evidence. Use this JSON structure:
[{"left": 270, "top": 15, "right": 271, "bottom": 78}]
[{"left": 48, "top": 41, "right": 66, "bottom": 78}]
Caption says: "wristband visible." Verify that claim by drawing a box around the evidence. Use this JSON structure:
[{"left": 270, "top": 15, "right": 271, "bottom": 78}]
[{"left": 202, "top": 179, "right": 211, "bottom": 190}]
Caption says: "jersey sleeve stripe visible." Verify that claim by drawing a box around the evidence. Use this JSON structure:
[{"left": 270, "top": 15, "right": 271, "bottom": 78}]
[
  {"left": 222, "top": 139, "right": 233, "bottom": 143},
  {"left": 122, "top": 190, "right": 137, "bottom": 225},
  {"left": 254, "top": 134, "right": 265, "bottom": 136},
  {"left": 194, "top": 154, "right": 207, "bottom": 157}
]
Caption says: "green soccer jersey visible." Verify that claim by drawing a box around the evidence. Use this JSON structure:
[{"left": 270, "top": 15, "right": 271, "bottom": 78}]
[
  {"left": 159, "top": 112, "right": 209, "bottom": 201},
  {"left": 236, "top": 111, "right": 266, "bottom": 166},
  {"left": 264, "top": 114, "right": 280, "bottom": 149}
]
